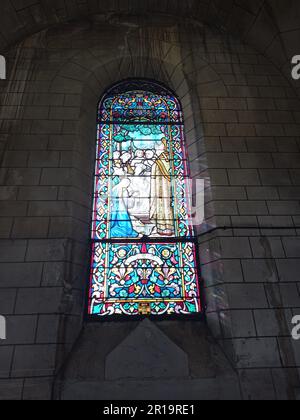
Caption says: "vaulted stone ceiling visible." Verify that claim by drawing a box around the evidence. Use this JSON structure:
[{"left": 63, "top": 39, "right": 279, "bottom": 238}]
[{"left": 0, "top": 0, "right": 299, "bottom": 73}]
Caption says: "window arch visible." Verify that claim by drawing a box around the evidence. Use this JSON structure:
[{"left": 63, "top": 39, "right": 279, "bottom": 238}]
[{"left": 88, "top": 80, "right": 202, "bottom": 318}]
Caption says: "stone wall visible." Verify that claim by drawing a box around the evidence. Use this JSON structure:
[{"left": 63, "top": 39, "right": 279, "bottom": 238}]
[
  {"left": 1, "top": 0, "right": 300, "bottom": 94},
  {"left": 0, "top": 14, "right": 299, "bottom": 400}
]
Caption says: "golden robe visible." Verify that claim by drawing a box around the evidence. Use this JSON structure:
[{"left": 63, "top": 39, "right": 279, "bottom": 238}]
[{"left": 150, "top": 152, "right": 175, "bottom": 236}]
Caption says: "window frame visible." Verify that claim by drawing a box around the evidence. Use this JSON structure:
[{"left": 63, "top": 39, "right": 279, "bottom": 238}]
[{"left": 85, "top": 78, "right": 205, "bottom": 322}]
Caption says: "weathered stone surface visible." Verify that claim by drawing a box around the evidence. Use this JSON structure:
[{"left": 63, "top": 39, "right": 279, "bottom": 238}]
[
  {"left": 61, "top": 376, "right": 241, "bottom": 401},
  {"left": 105, "top": 319, "right": 189, "bottom": 380}
]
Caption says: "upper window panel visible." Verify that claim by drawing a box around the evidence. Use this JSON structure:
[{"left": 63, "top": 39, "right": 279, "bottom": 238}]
[
  {"left": 99, "top": 80, "right": 183, "bottom": 124},
  {"left": 92, "top": 82, "right": 193, "bottom": 242}
]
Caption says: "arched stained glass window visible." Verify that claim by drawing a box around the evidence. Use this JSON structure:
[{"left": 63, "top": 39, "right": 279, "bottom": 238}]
[{"left": 88, "top": 80, "right": 202, "bottom": 318}]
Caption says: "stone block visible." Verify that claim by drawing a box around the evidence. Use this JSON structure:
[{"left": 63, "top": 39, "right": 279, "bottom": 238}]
[
  {"left": 211, "top": 186, "right": 247, "bottom": 200},
  {"left": 23, "top": 377, "right": 53, "bottom": 400},
  {"left": 28, "top": 201, "right": 72, "bottom": 217},
  {"left": 250, "top": 237, "right": 285, "bottom": 259},
  {"left": 0, "top": 218, "right": 13, "bottom": 238},
  {"left": 238, "top": 201, "right": 268, "bottom": 215},
  {"left": 278, "top": 338, "right": 300, "bottom": 367},
  {"left": 18, "top": 186, "right": 58, "bottom": 201},
  {"left": 268, "top": 201, "right": 300, "bottom": 216},
  {"left": 0, "top": 379, "right": 23, "bottom": 400},
  {"left": 246, "top": 137, "right": 277, "bottom": 152},
  {"left": 3, "top": 315, "right": 38, "bottom": 345},
  {"left": 2, "top": 151, "right": 28, "bottom": 167},
  {"left": 0, "top": 347, "right": 14, "bottom": 378},
  {"left": 242, "top": 259, "right": 278, "bottom": 283},
  {"left": 0, "top": 201, "right": 27, "bottom": 217},
  {"left": 5, "top": 168, "right": 41, "bottom": 186},
  {"left": 276, "top": 259, "right": 300, "bottom": 282},
  {"left": 0, "top": 262, "right": 43, "bottom": 288},
  {"left": 228, "top": 169, "right": 260, "bottom": 186},
  {"left": 201, "top": 259, "right": 244, "bottom": 287},
  {"left": 239, "top": 153, "right": 274, "bottom": 168},
  {"left": 106, "top": 319, "right": 189, "bottom": 380},
  {"left": 259, "top": 169, "right": 291, "bottom": 186},
  {"left": 220, "top": 137, "right": 247, "bottom": 152},
  {"left": 271, "top": 368, "right": 300, "bottom": 400},
  {"left": 31, "top": 120, "right": 63, "bottom": 134},
  {"left": 36, "top": 315, "right": 60, "bottom": 344},
  {"left": 247, "top": 187, "right": 279, "bottom": 200},
  {"left": 265, "top": 284, "right": 300, "bottom": 308},
  {"left": 282, "top": 238, "right": 300, "bottom": 258},
  {"left": 227, "top": 124, "right": 256, "bottom": 137},
  {"left": 208, "top": 169, "right": 229, "bottom": 185},
  {"left": 0, "top": 240, "right": 27, "bottom": 262},
  {"left": 207, "top": 152, "right": 240, "bottom": 168},
  {"left": 255, "top": 124, "right": 285, "bottom": 137},
  {"left": 28, "top": 151, "right": 60, "bottom": 168},
  {"left": 239, "top": 369, "right": 276, "bottom": 400},
  {"left": 226, "top": 284, "right": 268, "bottom": 309},
  {"left": 40, "top": 168, "right": 72, "bottom": 185},
  {"left": 26, "top": 238, "right": 69, "bottom": 262},
  {"left": 247, "top": 98, "right": 275, "bottom": 110},
  {"left": 238, "top": 110, "right": 268, "bottom": 123},
  {"left": 218, "top": 98, "right": 247, "bottom": 110},
  {"left": 49, "top": 107, "right": 79, "bottom": 120},
  {"left": 219, "top": 237, "right": 252, "bottom": 259},
  {"left": 12, "top": 217, "right": 49, "bottom": 238},
  {"left": 254, "top": 309, "right": 292, "bottom": 337},
  {"left": 232, "top": 338, "right": 281, "bottom": 368},
  {"left": 0, "top": 289, "right": 17, "bottom": 314},
  {"left": 0, "top": 186, "right": 18, "bottom": 201},
  {"left": 9, "top": 135, "right": 48, "bottom": 151},
  {"left": 220, "top": 310, "right": 256, "bottom": 338},
  {"left": 11, "top": 345, "right": 57, "bottom": 377},
  {"left": 15, "top": 287, "right": 63, "bottom": 314}
]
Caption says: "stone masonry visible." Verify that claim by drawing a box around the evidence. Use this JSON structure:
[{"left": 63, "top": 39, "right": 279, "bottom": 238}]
[{"left": 0, "top": 1, "right": 299, "bottom": 400}]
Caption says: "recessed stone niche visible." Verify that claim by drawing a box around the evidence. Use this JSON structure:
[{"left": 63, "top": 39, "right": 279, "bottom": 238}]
[{"left": 105, "top": 319, "right": 189, "bottom": 380}]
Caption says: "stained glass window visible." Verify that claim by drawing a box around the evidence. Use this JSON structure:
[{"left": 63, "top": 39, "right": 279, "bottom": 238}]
[{"left": 88, "top": 80, "right": 202, "bottom": 318}]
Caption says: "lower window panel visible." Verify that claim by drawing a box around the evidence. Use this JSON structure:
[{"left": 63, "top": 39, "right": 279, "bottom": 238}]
[{"left": 88, "top": 241, "right": 202, "bottom": 317}]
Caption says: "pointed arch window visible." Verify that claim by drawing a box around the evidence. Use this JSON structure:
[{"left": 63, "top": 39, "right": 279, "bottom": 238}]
[{"left": 88, "top": 80, "right": 202, "bottom": 318}]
